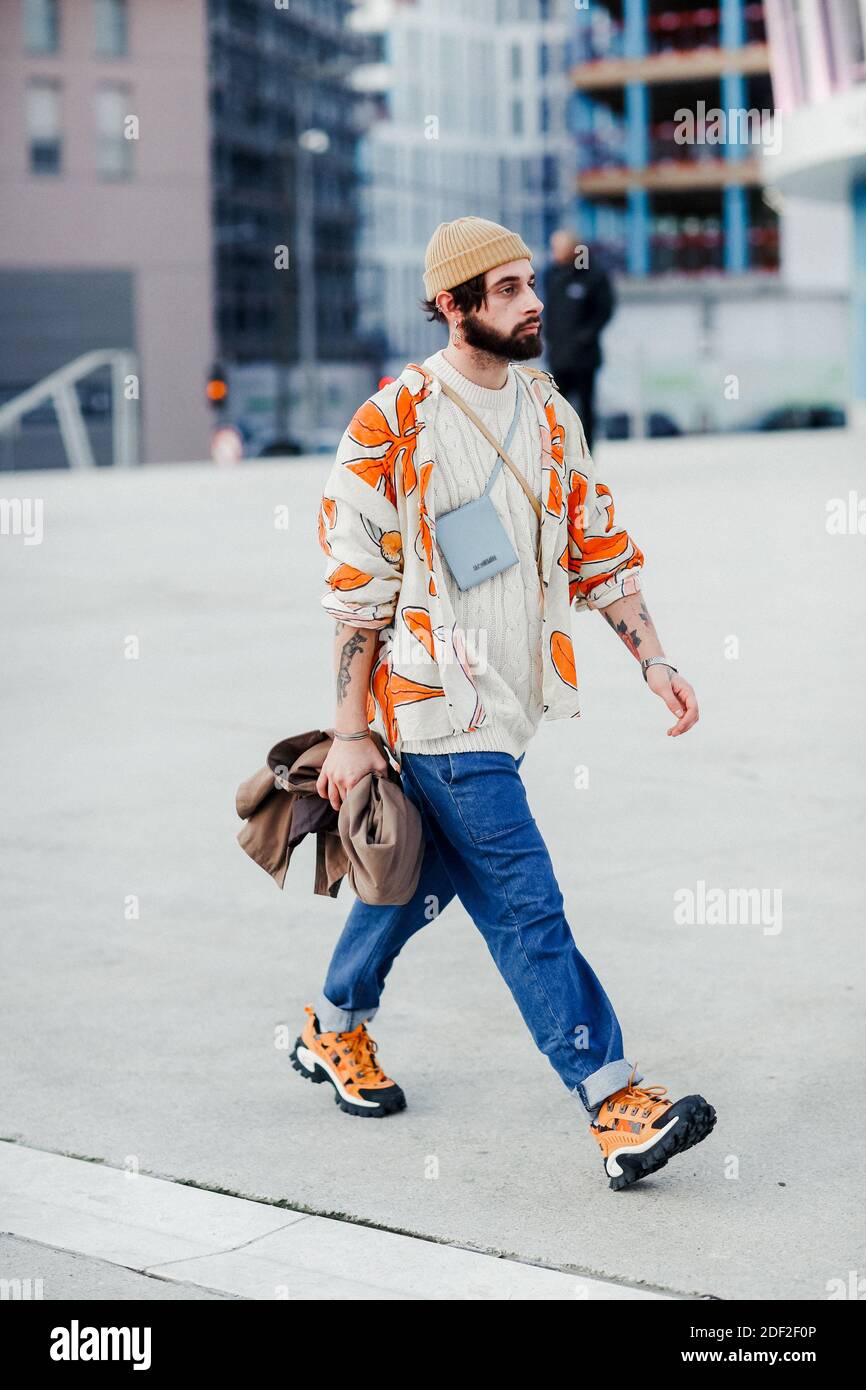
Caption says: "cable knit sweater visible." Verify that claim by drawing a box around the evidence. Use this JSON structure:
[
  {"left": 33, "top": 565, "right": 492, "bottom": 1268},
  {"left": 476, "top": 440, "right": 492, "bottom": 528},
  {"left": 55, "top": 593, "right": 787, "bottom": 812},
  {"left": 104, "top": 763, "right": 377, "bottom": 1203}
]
[
  {"left": 400, "top": 349, "right": 545, "bottom": 760},
  {"left": 318, "top": 359, "right": 646, "bottom": 771}
]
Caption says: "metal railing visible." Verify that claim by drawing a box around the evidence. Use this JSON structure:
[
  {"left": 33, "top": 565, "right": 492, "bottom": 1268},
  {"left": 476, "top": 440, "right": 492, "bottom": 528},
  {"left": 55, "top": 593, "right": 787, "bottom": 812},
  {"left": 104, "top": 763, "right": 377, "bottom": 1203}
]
[{"left": 0, "top": 350, "right": 139, "bottom": 469}]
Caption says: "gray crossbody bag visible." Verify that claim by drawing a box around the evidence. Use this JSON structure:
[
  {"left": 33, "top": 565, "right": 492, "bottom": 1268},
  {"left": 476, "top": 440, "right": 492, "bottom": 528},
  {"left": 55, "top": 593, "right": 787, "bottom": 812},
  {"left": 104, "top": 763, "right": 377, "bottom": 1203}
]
[{"left": 426, "top": 370, "right": 543, "bottom": 592}]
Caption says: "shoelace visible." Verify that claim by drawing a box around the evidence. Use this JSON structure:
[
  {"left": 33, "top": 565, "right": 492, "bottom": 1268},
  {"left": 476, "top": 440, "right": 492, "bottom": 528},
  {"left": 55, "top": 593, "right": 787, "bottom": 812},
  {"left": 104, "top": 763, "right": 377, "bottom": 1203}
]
[
  {"left": 335, "top": 1024, "right": 385, "bottom": 1082},
  {"left": 608, "top": 1065, "right": 670, "bottom": 1115}
]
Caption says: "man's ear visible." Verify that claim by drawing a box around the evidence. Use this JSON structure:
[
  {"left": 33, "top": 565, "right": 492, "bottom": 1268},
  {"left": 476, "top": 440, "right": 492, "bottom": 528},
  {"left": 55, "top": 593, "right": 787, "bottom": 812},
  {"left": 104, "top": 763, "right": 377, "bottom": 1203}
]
[{"left": 436, "top": 290, "right": 454, "bottom": 319}]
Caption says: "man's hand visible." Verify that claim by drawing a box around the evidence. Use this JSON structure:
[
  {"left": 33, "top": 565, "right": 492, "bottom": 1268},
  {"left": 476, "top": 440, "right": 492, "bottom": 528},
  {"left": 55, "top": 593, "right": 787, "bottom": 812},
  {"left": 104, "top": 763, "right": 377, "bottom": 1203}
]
[
  {"left": 316, "top": 736, "right": 389, "bottom": 811},
  {"left": 645, "top": 666, "right": 699, "bottom": 737},
  {"left": 596, "top": 592, "right": 698, "bottom": 737}
]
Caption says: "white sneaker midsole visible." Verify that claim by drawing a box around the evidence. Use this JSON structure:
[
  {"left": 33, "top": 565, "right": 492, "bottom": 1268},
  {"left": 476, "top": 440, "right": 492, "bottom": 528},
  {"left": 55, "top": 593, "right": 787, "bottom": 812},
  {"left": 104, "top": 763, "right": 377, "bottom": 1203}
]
[
  {"left": 296, "top": 1044, "right": 382, "bottom": 1109},
  {"left": 605, "top": 1114, "right": 680, "bottom": 1177}
]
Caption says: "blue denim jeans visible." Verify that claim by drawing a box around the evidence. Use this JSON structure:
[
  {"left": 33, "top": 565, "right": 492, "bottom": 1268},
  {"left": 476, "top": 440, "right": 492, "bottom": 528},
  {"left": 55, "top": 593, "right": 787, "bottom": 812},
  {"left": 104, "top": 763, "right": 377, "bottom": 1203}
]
[{"left": 315, "top": 749, "right": 644, "bottom": 1117}]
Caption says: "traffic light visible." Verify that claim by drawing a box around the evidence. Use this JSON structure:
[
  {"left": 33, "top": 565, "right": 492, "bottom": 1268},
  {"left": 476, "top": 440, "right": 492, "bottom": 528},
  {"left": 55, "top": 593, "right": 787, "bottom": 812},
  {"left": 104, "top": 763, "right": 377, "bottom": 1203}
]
[{"left": 206, "top": 363, "right": 229, "bottom": 409}]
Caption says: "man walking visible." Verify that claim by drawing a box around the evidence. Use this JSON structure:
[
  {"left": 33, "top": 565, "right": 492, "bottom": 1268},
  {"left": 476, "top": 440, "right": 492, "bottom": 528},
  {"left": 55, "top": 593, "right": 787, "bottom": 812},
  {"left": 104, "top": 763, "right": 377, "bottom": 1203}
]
[
  {"left": 294, "top": 217, "right": 715, "bottom": 1191},
  {"left": 543, "top": 227, "right": 615, "bottom": 452}
]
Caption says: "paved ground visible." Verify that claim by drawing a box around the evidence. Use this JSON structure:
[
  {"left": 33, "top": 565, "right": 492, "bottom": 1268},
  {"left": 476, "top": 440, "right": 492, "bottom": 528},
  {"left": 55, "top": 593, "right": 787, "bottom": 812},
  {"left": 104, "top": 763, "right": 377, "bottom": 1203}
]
[
  {"left": 0, "top": 1145, "right": 666, "bottom": 1299},
  {"left": 0, "top": 1234, "right": 237, "bottom": 1301},
  {"left": 1, "top": 429, "right": 863, "bottom": 1300}
]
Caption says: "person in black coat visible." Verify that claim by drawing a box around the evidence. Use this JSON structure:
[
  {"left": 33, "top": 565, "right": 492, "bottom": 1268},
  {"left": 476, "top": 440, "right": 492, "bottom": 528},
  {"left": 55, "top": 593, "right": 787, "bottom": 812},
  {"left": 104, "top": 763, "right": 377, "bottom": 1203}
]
[{"left": 542, "top": 228, "right": 615, "bottom": 452}]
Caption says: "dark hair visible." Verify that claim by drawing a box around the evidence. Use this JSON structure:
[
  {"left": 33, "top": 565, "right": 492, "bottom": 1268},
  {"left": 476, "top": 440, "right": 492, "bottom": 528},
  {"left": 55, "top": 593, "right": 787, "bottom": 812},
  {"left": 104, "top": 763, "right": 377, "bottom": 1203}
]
[{"left": 418, "top": 271, "right": 489, "bottom": 324}]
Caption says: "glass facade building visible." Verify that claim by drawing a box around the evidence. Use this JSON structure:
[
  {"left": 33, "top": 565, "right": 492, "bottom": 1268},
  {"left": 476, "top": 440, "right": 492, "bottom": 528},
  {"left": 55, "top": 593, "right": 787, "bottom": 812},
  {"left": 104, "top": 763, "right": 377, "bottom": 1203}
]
[
  {"left": 209, "top": 0, "right": 381, "bottom": 367},
  {"left": 353, "top": 0, "right": 573, "bottom": 365}
]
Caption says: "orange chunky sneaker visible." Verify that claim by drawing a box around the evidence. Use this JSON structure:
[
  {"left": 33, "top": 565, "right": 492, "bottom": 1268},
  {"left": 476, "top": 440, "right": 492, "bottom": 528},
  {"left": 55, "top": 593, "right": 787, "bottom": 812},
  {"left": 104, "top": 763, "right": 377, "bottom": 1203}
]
[
  {"left": 290, "top": 1004, "right": 407, "bottom": 1118},
  {"left": 589, "top": 1067, "right": 716, "bottom": 1191}
]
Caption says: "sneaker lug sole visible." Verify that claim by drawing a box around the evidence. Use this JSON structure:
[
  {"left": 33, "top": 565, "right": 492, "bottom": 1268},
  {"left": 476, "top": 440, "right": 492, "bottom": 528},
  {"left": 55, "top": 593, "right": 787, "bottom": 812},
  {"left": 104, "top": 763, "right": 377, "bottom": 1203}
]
[
  {"left": 289, "top": 1037, "right": 406, "bottom": 1119},
  {"left": 606, "top": 1097, "right": 717, "bottom": 1191}
]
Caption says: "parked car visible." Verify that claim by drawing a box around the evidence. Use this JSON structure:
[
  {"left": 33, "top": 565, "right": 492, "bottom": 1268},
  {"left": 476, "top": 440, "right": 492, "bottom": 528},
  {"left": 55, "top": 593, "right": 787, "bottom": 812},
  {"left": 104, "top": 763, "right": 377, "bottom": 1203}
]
[
  {"left": 752, "top": 404, "right": 846, "bottom": 431},
  {"left": 602, "top": 412, "right": 683, "bottom": 440},
  {"left": 257, "top": 438, "right": 304, "bottom": 457}
]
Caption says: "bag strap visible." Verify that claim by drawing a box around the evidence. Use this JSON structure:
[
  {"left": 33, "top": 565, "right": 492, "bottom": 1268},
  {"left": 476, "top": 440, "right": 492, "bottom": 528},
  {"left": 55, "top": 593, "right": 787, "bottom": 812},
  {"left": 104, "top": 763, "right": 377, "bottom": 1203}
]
[
  {"left": 425, "top": 368, "right": 543, "bottom": 577},
  {"left": 426, "top": 370, "right": 541, "bottom": 520},
  {"left": 481, "top": 375, "right": 522, "bottom": 498}
]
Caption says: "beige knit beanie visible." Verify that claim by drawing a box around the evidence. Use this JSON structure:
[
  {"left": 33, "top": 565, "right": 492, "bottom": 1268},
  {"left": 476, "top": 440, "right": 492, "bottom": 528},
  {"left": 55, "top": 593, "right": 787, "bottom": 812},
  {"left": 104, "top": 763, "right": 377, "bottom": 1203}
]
[{"left": 423, "top": 216, "right": 533, "bottom": 300}]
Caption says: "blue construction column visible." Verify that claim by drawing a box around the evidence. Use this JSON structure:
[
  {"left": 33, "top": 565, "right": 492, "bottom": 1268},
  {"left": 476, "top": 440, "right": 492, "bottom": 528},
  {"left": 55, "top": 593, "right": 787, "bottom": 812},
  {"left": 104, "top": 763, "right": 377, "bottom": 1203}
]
[
  {"left": 570, "top": 89, "right": 596, "bottom": 246},
  {"left": 852, "top": 179, "right": 866, "bottom": 413},
  {"left": 624, "top": 0, "right": 647, "bottom": 59},
  {"left": 625, "top": 98, "right": 650, "bottom": 274},
  {"left": 721, "top": 0, "right": 748, "bottom": 272},
  {"left": 624, "top": 0, "right": 649, "bottom": 276}
]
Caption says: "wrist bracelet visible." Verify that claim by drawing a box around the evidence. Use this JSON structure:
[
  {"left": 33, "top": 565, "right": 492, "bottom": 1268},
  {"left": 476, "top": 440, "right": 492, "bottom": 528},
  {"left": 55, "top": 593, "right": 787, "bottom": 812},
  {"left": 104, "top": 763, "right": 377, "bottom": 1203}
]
[
  {"left": 333, "top": 728, "right": 371, "bottom": 741},
  {"left": 641, "top": 656, "right": 678, "bottom": 682}
]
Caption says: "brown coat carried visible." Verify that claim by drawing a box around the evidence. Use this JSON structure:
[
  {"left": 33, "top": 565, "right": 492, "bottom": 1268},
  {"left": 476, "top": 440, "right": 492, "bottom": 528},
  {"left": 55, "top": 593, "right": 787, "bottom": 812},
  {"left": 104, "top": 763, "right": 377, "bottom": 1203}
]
[{"left": 235, "top": 728, "right": 424, "bottom": 905}]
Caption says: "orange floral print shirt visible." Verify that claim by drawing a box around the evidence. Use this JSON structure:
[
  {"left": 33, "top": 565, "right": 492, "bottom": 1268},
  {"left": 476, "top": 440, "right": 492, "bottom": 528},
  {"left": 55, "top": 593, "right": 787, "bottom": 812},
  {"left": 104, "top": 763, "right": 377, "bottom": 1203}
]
[{"left": 317, "top": 361, "right": 644, "bottom": 771}]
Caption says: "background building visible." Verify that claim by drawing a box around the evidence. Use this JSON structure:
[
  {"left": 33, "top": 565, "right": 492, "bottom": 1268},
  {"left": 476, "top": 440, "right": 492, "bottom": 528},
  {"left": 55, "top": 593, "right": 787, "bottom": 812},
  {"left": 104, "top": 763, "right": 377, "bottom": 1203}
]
[
  {"left": 0, "top": 0, "right": 214, "bottom": 466},
  {"left": 569, "top": 0, "right": 850, "bottom": 434},
  {"left": 1, "top": 0, "right": 860, "bottom": 465},
  {"left": 571, "top": 0, "right": 778, "bottom": 275},
  {"left": 351, "top": 0, "right": 574, "bottom": 374},
  {"left": 348, "top": 0, "right": 851, "bottom": 436},
  {"left": 210, "top": 0, "right": 384, "bottom": 453},
  {"left": 762, "top": 0, "right": 866, "bottom": 426}
]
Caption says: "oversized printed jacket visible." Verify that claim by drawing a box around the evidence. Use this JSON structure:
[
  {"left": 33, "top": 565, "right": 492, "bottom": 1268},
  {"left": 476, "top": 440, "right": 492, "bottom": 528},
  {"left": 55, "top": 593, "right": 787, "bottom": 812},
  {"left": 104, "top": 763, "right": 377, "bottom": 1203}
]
[{"left": 316, "top": 360, "right": 644, "bottom": 771}]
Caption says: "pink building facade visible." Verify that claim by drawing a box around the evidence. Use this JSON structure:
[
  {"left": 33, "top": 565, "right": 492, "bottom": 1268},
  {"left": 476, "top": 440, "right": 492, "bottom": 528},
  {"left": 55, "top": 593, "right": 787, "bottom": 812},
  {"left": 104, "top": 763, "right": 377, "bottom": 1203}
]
[{"left": 0, "top": 0, "right": 215, "bottom": 463}]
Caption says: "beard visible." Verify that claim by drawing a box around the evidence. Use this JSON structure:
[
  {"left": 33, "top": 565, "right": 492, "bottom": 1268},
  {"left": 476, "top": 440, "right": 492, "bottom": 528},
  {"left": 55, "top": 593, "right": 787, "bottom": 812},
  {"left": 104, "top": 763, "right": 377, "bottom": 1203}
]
[{"left": 459, "top": 311, "right": 543, "bottom": 362}]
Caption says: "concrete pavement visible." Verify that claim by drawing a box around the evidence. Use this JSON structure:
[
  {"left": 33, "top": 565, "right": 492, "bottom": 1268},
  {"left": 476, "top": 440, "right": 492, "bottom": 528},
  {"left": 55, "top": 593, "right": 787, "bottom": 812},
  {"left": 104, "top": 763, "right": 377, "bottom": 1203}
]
[
  {"left": 0, "top": 1143, "right": 668, "bottom": 1299},
  {"left": 1, "top": 430, "right": 863, "bottom": 1299}
]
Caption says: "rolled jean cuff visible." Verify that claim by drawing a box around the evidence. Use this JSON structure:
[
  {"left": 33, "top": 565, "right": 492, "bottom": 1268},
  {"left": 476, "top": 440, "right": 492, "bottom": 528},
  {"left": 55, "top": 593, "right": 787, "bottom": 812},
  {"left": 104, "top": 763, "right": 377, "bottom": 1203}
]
[
  {"left": 575, "top": 1059, "right": 645, "bottom": 1117},
  {"left": 314, "top": 990, "right": 378, "bottom": 1034}
]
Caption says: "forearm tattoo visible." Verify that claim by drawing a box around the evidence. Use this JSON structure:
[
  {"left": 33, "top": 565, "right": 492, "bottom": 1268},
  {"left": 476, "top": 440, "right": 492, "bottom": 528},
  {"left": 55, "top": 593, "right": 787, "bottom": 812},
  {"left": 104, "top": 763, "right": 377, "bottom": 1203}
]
[
  {"left": 603, "top": 610, "right": 642, "bottom": 657},
  {"left": 336, "top": 628, "right": 369, "bottom": 703},
  {"left": 602, "top": 599, "right": 661, "bottom": 660},
  {"left": 636, "top": 603, "right": 661, "bottom": 646}
]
